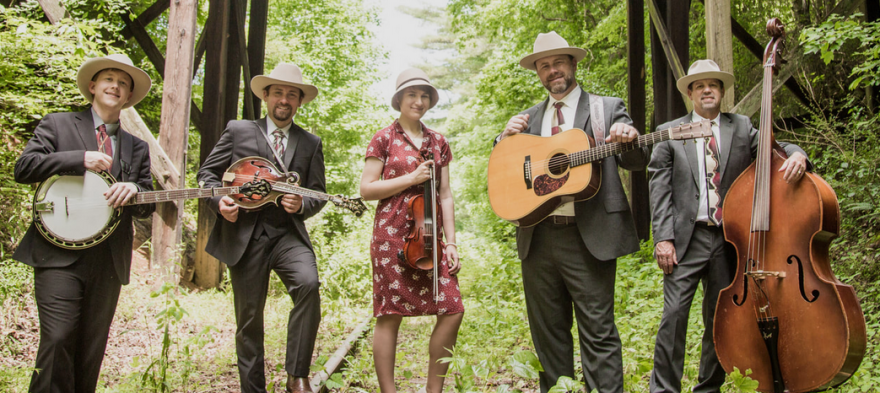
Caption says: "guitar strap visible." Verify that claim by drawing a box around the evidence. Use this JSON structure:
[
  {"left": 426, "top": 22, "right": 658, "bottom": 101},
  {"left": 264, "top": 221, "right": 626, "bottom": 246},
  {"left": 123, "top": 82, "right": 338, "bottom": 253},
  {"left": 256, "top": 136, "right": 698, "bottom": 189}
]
[
  {"left": 255, "top": 120, "right": 291, "bottom": 175},
  {"left": 589, "top": 94, "right": 606, "bottom": 146}
]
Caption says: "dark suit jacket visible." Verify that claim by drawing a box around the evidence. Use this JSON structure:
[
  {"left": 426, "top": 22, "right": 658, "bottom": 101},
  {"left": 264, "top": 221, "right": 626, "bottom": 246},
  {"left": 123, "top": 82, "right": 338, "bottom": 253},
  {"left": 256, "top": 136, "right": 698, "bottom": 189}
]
[
  {"left": 649, "top": 112, "right": 810, "bottom": 259},
  {"left": 13, "top": 109, "right": 154, "bottom": 285},
  {"left": 498, "top": 90, "right": 649, "bottom": 261},
  {"left": 196, "top": 117, "right": 327, "bottom": 266}
]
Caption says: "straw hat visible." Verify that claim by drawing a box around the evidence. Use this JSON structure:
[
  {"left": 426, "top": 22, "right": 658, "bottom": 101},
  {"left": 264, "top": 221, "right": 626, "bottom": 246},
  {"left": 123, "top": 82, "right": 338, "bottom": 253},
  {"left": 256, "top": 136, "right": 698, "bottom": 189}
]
[
  {"left": 519, "top": 31, "right": 587, "bottom": 71},
  {"left": 676, "top": 59, "right": 735, "bottom": 95},
  {"left": 250, "top": 63, "right": 319, "bottom": 104},
  {"left": 77, "top": 54, "right": 152, "bottom": 109},
  {"left": 391, "top": 68, "right": 439, "bottom": 111}
]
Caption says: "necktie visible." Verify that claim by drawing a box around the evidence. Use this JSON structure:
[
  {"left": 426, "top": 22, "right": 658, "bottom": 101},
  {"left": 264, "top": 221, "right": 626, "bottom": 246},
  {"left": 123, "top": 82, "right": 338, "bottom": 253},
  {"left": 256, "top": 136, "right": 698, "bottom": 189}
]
[
  {"left": 272, "top": 129, "right": 286, "bottom": 157},
  {"left": 97, "top": 124, "right": 112, "bottom": 157},
  {"left": 705, "top": 121, "right": 722, "bottom": 225},
  {"left": 551, "top": 102, "right": 565, "bottom": 135}
]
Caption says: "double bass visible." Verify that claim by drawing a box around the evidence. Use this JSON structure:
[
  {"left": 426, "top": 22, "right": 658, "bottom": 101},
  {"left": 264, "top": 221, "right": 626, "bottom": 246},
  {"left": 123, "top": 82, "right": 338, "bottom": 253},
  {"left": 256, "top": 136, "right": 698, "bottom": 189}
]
[{"left": 714, "top": 18, "right": 866, "bottom": 392}]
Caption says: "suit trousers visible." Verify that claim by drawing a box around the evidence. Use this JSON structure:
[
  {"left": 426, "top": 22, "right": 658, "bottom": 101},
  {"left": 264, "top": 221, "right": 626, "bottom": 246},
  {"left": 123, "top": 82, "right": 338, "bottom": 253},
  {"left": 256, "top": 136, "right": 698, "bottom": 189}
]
[
  {"left": 228, "top": 230, "right": 321, "bottom": 393},
  {"left": 650, "top": 223, "right": 735, "bottom": 393},
  {"left": 30, "top": 242, "right": 121, "bottom": 393},
  {"left": 521, "top": 220, "right": 623, "bottom": 393}
]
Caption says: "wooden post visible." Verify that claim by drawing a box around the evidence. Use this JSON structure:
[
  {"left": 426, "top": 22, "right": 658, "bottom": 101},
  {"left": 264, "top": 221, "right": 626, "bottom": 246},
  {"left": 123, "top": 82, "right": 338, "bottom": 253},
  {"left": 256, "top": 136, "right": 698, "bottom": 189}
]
[
  {"left": 705, "top": 0, "right": 734, "bottom": 111},
  {"left": 627, "top": 0, "right": 650, "bottom": 241},
  {"left": 193, "top": 0, "right": 231, "bottom": 289},
  {"left": 36, "top": 0, "right": 66, "bottom": 24},
  {"left": 247, "top": 0, "right": 269, "bottom": 118},
  {"left": 152, "top": 0, "right": 198, "bottom": 280},
  {"left": 647, "top": 0, "right": 692, "bottom": 114}
]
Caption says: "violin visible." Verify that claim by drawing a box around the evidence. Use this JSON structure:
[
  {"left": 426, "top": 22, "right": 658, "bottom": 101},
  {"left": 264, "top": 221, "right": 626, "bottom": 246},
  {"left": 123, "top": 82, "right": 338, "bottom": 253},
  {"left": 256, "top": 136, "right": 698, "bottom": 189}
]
[
  {"left": 713, "top": 18, "right": 866, "bottom": 393},
  {"left": 399, "top": 152, "right": 441, "bottom": 301}
]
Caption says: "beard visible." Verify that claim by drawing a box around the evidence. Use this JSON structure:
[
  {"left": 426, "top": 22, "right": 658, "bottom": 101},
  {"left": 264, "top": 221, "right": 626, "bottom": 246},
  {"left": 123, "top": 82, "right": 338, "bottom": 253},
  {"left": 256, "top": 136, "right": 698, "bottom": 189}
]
[
  {"left": 543, "top": 71, "right": 575, "bottom": 95},
  {"left": 272, "top": 104, "right": 293, "bottom": 121}
]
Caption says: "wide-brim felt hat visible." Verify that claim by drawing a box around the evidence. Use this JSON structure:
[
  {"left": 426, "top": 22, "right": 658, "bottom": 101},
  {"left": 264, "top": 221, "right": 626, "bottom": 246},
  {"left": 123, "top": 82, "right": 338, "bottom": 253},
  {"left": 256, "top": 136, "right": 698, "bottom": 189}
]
[
  {"left": 391, "top": 68, "right": 439, "bottom": 111},
  {"left": 251, "top": 63, "right": 319, "bottom": 104},
  {"left": 77, "top": 54, "right": 152, "bottom": 109},
  {"left": 676, "top": 59, "right": 735, "bottom": 95},
  {"left": 519, "top": 31, "right": 587, "bottom": 71}
]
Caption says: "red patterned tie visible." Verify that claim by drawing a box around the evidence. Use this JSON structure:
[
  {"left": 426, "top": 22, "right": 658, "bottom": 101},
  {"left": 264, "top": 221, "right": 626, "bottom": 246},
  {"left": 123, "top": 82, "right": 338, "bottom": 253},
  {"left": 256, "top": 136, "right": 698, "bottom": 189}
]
[
  {"left": 705, "top": 121, "right": 722, "bottom": 225},
  {"left": 551, "top": 102, "right": 565, "bottom": 135},
  {"left": 96, "top": 124, "right": 112, "bottom": 157},
  {"left": 272, "top": 129, "right": 286, "bottom": 157}
]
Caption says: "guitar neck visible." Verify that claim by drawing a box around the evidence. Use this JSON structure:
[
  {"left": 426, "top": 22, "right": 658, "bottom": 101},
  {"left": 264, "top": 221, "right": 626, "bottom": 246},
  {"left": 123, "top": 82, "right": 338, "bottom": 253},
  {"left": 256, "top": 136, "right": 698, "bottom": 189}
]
[
  {"left": 569, "top": 128, "right": 673, "bottom": 168},
  {"left": 130, "top": 186, "right": 240, "bottom": 205},
  {"left": 271, "top": 182, "right": 336, "bottom": 202}
]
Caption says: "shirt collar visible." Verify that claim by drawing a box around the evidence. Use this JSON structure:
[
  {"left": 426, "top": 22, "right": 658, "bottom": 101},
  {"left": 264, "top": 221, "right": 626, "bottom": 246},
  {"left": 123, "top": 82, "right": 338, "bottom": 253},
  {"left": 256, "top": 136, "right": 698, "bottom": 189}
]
[
  {"left": 691, "top": 111, "right": 721, "bottom": 125},
  {"left": 267, "top": 118, "right": 293, "bottom": 136},
  {"left": 548, "top": 85, "right": 582, "bottom": 109},
  {"left": 90, "top": 107, "right": 119, "bottom": 136}
]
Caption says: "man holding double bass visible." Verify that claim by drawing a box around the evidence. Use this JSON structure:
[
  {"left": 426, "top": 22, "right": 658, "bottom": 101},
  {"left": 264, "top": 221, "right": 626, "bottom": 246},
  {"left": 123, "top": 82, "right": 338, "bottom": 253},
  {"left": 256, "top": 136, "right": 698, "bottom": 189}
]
[
  {"left": 648, "top": 59, "right": 810, "bottom": 393},
  {"left": 14, "top": 54, "right": 154, "bottom": 392},
  {"left": 197, "top": 63, "right": 326, "bottom": 393}
]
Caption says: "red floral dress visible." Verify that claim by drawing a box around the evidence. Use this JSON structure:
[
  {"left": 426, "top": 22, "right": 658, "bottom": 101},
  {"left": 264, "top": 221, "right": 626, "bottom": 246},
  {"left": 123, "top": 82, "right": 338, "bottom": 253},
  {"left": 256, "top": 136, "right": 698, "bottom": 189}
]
[{"left": 365, "top": 120, "right": 464, "bottom": 317}]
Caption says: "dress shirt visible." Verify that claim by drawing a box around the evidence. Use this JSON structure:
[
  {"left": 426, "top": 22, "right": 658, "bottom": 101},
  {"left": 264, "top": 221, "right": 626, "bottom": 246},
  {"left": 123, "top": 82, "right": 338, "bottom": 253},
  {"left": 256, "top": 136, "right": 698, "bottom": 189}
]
[
  {"left": 91, "top": 107, "right": 119, "bottom": 159},
  {"left": 542, "top": 85, "right": 582, "bottom": 216},
  {"left": 691, "top": 112, "right": 722, "bottom": 223},
  {"left": 267, "top": 118, "right": 293, "bottom": 153}
]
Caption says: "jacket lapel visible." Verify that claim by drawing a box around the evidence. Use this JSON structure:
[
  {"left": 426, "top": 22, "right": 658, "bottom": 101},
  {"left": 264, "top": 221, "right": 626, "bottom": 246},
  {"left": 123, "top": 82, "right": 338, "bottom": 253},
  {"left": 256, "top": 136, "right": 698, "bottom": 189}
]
[
  {"left": 285, "top": 123, "right": 303, "bottom": 168},
  {"left": 75, "top": 109, "right": 98, "bottom": 151},
  {"left": 571, "top": 90, "right": 592, "bottom": 137},
  {"left": 254, "top": 117, "right": 272, "bottom": 160},
  {"left": 718, "top": 113, "right": 734, "bottom": 177},
  {"left": 527, "top": 99, "right": 548, "bottom": 136},
  {"left": 682, "top": 112, "right": 702, "bottom": 187},
  {"left": 111, "top": 130, "right": 130, "bottom": 180}
]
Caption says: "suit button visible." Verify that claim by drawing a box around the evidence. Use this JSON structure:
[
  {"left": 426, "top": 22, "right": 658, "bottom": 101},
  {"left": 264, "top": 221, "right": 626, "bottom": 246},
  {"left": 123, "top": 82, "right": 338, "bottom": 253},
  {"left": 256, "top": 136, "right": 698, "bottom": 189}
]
[
  {"left": 695, "top": 194, "right": 699, "bottom": 200},
  {"left": 689, "top": 218, "right": 695, "bottom": 224}
]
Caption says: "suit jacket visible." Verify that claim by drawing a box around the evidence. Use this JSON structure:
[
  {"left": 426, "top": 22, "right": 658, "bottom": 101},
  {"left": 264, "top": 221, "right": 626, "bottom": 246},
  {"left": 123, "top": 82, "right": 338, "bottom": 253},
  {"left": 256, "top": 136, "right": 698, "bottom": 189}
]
[
  {"left": 497, "top": 90, "right": 649, "bottom": 261},
  {"left": 13, "top": 109, "right": 154, "bottom": 285},
  {"left": 197, "top": 117, "right": 327, "bottom": 266},
  {"left": 648, "top": 112, "right": 810, "bottom": 259}
]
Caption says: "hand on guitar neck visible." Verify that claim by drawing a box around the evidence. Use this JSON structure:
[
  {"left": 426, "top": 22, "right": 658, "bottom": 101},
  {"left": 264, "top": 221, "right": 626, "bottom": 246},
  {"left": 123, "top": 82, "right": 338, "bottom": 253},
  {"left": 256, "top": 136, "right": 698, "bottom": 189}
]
[{"left": 498, "top": 113, "right": 641, "bottom": 143}]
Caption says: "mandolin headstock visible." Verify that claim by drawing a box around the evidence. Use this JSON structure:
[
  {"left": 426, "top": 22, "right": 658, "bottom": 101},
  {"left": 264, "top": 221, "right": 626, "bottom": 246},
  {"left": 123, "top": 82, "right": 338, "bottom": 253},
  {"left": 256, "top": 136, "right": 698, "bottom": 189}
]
[{"left": 331, "top": 195, "right": 369, "bottom": 217}]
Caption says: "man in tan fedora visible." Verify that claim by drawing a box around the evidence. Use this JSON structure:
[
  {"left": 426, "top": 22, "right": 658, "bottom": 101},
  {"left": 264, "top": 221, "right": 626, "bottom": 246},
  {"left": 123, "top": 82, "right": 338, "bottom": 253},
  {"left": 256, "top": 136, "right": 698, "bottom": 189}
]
[
  {"left": 495, "top": 31, "right": 648, "bottom": 393},
  {"left": 13, "top": 53, "right": 155, "bottom": 392},
  {"left": 648, "top": 59, "right": 810, "bottom": 393},
  {"left": 197, "top": 63, "right": 326, "bottom": 393}
]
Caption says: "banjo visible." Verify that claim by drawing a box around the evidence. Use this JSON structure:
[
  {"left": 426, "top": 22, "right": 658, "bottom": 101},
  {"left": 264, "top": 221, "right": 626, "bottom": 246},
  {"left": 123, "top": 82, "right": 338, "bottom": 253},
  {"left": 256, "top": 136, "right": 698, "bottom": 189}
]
[{"left": 32, "top": 170, "right": 270, "bottom": 250}]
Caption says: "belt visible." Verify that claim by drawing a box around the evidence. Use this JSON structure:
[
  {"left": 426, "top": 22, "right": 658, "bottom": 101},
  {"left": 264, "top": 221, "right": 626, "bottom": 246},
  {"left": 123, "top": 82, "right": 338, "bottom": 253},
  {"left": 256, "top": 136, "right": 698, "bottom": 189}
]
[
  {"left": 547, "top": 215, "right": 576, "bottom": 225},
  {"left": 696, "top": 221, "right": 721, "bottom": 229}
]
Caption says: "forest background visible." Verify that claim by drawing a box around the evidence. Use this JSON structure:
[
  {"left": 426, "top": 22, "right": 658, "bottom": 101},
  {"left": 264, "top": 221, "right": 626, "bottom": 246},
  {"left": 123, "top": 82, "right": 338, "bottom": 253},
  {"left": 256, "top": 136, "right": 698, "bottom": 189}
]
[{"left": 1, "top": 0, "right": 880, "bottom": 391}]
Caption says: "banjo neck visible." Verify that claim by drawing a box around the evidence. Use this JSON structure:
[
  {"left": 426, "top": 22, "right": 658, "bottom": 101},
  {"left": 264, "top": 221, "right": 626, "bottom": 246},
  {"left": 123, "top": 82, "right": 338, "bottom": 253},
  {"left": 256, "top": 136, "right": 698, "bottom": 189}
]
[{"left": 128, "top": 186, "right": 242, "bottom": 205}]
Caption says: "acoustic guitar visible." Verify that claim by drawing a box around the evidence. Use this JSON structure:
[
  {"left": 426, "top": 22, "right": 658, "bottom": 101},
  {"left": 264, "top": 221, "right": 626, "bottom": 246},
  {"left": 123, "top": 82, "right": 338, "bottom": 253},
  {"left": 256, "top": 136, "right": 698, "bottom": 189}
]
[{"left": 488, "top": 120, "right": 712, "bottom": 227}]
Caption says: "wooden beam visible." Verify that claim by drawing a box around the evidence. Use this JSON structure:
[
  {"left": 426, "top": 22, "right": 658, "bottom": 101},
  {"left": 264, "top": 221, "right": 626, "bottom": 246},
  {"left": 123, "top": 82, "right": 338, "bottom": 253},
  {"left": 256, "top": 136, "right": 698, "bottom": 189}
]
[
  {"left": 647, "top": 0, "right": 692, "bottom": 112},
  {"left": 37, "top": 0, "right": 66, "bottom": 24},
  {"left": 121, "top": 0, "right": 171, "bottom": 40},
  {"left": 627, "top": 0, "right": 650, "bottom": 241},
  {"left": 247, "top": 0, "right": 269, "bottom": 117},
  {"left": 194, "top": 0, "right": 232, "bottom": 289},
  {"left": 731, "top": 68, "right": 792, "bottom": 117},
  {"left": 120, "top": 108, "right": 181, "bottom": 190},
  {"left": 231, "top": 0, "right": 254, "bottom": 119},
  {"left": 193, "top": 27, "right": 208, "bottom": 79},
  {"left": 152, "top": 0, "right": 198, "bottom": 279},
  {"left": 705, "top": 0, "right": 735, "bottom": 111}
]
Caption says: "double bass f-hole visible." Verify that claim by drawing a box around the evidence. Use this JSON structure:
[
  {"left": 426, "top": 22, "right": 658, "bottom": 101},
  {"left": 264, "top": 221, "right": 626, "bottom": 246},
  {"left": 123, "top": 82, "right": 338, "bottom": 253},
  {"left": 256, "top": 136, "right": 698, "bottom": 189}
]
[{"left": 787, "top": 255, "right": 820, "bottom": 303}]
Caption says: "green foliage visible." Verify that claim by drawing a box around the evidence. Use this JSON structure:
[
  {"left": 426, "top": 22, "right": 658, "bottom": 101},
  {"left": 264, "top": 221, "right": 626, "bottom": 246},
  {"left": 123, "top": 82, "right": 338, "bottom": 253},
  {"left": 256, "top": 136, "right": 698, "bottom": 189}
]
[
  {"left": 722, "top": 368, "right": 759, "bottom": 393},
  {"left": 801, "top": 14, "right": 880, "bottom": 90}
]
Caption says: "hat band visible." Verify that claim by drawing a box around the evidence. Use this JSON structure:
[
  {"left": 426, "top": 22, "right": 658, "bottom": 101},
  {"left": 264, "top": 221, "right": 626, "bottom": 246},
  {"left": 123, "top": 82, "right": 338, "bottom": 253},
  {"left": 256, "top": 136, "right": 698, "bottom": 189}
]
[{"left": 396, "top": 77, "right": 431, "bottom": 90}]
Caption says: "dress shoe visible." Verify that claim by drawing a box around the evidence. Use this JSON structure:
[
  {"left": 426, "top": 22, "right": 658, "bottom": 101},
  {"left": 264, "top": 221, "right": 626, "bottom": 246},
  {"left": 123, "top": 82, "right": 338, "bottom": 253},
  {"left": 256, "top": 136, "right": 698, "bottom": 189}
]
[{"left": 286, "top": 375, "right": 313, "bottom": 393}]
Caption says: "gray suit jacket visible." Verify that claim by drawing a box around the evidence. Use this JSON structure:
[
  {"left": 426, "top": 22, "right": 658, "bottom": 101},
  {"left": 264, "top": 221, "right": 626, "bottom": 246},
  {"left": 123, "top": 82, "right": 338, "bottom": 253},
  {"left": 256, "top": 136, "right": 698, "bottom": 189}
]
[
  {"left": 502, "top": 90, "right": 649, "bottom": 261},
  {"left": 648, "top": 112, "right": 810, "bottom": 259},
  {"left": 196, "top": 117, "right": 327, "bottom": 266},
  {"left": 13, "top": 109, "right": 154, "bottom": 285}
]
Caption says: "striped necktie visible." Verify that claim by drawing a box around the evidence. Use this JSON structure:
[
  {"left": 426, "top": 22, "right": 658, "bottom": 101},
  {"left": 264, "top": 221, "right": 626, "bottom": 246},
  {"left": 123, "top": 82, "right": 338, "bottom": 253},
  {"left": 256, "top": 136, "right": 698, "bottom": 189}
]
[
  {"left": 272, "top": 129, "right": 286, "bottom": 157},
  {"left": 97, "top": 124, "right": 112, "bottom": 157},
  {"left": 705, "top": 121, "right": 722, "bottom": 225},
  {"left": 551, "top": 102, "right": 565, "bottom": 135}
]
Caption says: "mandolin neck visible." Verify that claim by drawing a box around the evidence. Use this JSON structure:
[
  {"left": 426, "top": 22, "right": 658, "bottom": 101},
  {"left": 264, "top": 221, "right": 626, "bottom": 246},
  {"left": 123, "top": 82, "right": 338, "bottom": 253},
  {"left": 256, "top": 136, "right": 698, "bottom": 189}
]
[{"left": 271, "top": 182, "right": 336, "bottom": 203}]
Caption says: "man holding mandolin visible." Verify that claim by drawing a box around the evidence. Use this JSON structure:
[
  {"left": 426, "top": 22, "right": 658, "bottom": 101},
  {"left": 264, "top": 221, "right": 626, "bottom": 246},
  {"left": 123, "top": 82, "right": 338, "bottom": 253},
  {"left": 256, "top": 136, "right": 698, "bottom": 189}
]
[
  {"left": 196, "top": 63, "right": 326, "bottom": 393},
  {"left": 494, "top": 32, "right": 648, "bottom": 393},
  {"left": 648, "top": 59, "right": 810, "bottom": 393},
  {"left": 13, "top": 54, "right": 154, "bottom": 392}
]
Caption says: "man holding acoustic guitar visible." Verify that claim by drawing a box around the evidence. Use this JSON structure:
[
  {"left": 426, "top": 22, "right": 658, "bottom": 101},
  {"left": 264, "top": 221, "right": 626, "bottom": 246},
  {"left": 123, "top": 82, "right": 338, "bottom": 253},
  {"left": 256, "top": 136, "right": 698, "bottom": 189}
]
[
  {"left": 494, "top": 32, "right": 648, "bottom": 393},
  {"left": 13, "top": 54, "right": 154, "bottom": 392},
  {"left": 648, "top": 59, "right": 809, "bottom": 393},
  {"left": 196, "top": 63, "right": 326, "bottom": 393}
]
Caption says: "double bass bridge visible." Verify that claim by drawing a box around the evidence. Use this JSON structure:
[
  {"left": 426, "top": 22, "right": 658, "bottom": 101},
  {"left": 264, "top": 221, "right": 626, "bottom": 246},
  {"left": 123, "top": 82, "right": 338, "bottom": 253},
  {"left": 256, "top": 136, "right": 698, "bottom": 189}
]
[{"left": 746, "top": 270, "right": 787, "bottom": 280}]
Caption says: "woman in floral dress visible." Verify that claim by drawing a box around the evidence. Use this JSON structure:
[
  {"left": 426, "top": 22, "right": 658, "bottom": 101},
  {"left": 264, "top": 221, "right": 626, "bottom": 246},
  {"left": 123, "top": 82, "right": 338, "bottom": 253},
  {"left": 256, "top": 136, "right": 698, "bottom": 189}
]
[{"left": 359, "top": 68, "right": 464, "bottom": 393}]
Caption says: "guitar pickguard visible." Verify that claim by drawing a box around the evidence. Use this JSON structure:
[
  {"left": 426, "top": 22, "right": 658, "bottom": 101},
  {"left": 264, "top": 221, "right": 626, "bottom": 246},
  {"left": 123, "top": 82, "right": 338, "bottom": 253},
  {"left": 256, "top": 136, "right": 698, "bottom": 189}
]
[{"left": 533, "top": 173, "right": 569, "bottom": 196}]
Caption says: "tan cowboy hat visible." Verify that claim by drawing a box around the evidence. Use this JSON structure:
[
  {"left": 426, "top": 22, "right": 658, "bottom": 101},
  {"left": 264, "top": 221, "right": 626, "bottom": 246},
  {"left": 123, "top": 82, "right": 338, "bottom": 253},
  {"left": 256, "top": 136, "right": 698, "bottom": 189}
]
[
  {"left": 77, "top": 54, "right": 152, "bottom": 109},
  {"left": 391, "top": 68, "right": 439, "bottom": 111},
  {"left": 519, "top": 31, "right": 587, "bottom": 71},
  {"left": 251, "top": 63, "right": 319, "bottom": 104},
  {"left": 676, "top": 59, "right": 735, "bottom": 95}
]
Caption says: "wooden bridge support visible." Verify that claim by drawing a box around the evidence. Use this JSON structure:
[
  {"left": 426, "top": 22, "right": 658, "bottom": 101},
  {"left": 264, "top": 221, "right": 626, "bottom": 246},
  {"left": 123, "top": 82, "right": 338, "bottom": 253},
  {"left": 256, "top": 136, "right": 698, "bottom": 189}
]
[{"left": 627, "top": 0, "right": 650, "bottom": 241}]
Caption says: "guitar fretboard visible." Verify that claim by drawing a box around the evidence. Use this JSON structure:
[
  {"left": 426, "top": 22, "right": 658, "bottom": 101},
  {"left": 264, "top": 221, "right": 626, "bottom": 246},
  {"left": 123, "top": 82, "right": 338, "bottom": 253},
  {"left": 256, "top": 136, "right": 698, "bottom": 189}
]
[
  {"left": 568, "top": 121, "right": 710, "bottom": 168},
  {"left": 131, "top": 186, "right": 240, "bottom": 205}
]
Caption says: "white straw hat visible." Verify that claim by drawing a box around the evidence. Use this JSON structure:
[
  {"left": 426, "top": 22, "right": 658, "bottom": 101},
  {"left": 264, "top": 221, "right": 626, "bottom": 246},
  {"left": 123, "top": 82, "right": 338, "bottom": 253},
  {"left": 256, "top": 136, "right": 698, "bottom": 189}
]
[
  {"left": 76, "top": 54, "right": 152, "bottom": 109},
  {"left": 676, "top": 59, "right": 735, "bottom": 95},
  {"left": 251, "top": 63, "right": 319, "bottom": 104},
  {"left": 391, "top": 68, "right": 439, "bottom": 111},
  {"left": 519, "top": 31, "right": 587, "bottom": 71}
]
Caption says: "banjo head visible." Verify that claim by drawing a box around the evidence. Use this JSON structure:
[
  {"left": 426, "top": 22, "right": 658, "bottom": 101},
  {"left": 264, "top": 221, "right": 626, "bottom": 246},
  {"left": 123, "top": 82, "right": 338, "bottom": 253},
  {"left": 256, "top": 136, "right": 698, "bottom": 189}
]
[{"left": 33, "top": 171, "right": 121, "bottom": 249}]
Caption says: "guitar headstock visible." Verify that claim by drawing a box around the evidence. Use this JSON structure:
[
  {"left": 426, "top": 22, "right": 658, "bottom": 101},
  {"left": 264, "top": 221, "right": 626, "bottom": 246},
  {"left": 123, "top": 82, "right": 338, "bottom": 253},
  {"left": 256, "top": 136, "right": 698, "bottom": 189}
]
[
  {"left": 669, "top": 119, "right": 714, "bottom": 141},
  {"left": 331, "top": 195, "right": 369, "bottom": 217}
]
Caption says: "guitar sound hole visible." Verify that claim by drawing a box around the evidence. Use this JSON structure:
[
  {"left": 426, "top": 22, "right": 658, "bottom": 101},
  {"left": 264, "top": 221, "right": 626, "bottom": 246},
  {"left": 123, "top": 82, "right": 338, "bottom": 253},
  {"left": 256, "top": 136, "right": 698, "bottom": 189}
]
[{"left": 548, "top": 153, "right": 570, "bottom": 176}]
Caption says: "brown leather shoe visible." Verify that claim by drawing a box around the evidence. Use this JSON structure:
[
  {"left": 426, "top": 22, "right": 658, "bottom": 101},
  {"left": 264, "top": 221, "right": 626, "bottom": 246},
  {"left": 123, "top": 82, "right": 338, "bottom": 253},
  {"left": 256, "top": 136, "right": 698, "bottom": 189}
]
[{"left": 286, "top": 375, "right": 313, "bottom": 393}]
